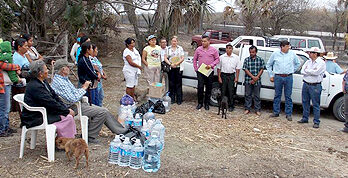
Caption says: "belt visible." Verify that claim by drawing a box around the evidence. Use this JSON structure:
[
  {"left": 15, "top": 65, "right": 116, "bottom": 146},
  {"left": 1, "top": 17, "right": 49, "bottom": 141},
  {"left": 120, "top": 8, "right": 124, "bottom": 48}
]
[
  {"left": 221, "top": 72, "right": 235, "bottom": 76},
  {"left": 275, "top": 74, "right": 292, "bottom": 77},
  {"left": 303, "top": 80, "right": 321, "bottom": 85}
]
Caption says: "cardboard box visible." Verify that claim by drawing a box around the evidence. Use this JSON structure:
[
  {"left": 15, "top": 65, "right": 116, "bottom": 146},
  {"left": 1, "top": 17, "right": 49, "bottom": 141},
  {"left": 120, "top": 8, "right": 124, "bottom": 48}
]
[{"left": 148, "top": 82, "right": 165, "bottom": 98}]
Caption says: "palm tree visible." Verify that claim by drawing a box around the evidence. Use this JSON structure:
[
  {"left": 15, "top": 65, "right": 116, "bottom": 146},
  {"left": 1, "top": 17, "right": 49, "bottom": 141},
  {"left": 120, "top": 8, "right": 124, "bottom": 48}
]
[
  {"left": 223, "top": 6, "right": 236, "bottom": 26},
  {"left": 235, "top": 0, "right": 273, "bottom": 35},
  {"left": 338, "top": 0, "right": 348, "bottom": 49}
]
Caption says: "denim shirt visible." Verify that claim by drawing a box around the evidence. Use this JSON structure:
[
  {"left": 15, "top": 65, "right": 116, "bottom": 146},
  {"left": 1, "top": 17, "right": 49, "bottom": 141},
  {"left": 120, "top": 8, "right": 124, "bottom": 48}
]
[{"left": 266, "top": 49, "right": 301, "bottom": 78}]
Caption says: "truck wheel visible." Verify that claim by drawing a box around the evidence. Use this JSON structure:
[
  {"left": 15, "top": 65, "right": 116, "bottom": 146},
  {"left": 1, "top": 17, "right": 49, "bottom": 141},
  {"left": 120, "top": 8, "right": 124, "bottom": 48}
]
[
  {"left": 333, "top": 96, "right": 345, "bottom": 122},
  {"left": 209, "top": 82, "right": 220, "bottom": 107},
  {"left": 192, "top": 42, "right": 198, "bottom": 49}
]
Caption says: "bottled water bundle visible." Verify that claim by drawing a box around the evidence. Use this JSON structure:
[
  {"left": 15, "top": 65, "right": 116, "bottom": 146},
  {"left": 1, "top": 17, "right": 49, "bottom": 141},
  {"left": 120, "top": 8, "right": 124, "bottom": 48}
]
[{"left": 142, "top": 131, "right": 162, "bottom": 172}]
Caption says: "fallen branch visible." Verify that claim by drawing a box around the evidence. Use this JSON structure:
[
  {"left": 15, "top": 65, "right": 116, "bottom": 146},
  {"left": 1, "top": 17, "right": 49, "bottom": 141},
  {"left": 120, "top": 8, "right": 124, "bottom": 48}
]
[
  {"left": 0, "top": 146, "right": 16, "bottom": 151},
  {"left": 284, "top": 146, "right": 322, "bottom": 153}
]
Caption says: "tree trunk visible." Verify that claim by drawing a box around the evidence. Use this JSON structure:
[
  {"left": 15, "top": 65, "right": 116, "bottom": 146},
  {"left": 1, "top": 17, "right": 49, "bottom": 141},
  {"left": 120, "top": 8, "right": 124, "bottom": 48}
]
[
  {"left": 36, "top": 0, "right": 47, "bottom": 39},
  {"left": 243, "top": 15, "right": 254, "bottom": 35},
  {"left": 124, "top": 0, "right": 145, "bottom": 50}
]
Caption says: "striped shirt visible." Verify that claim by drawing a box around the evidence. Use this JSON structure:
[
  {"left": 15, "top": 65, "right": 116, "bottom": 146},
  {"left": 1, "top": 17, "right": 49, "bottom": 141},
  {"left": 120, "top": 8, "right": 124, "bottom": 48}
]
[{"left": 51, "top": 74, "right": 86, "bottom": 104}]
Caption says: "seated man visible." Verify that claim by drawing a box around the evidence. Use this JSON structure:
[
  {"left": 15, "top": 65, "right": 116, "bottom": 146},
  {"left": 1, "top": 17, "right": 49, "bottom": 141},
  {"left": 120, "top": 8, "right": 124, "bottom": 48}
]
[{"left": 51, "top": 59, "right": 127, "bottom": 143}]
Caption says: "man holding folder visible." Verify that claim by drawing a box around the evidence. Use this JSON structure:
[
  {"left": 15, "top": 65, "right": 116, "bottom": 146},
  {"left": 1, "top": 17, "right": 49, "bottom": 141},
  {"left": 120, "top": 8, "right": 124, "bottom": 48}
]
[{"left": 193, "top": 35, "right": 220, "bottom": 110}]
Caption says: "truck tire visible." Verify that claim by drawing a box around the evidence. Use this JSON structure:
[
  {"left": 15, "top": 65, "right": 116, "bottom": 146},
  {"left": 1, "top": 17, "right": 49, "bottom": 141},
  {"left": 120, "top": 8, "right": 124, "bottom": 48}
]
[
  {"left": 209, "top": 82, "right": 220, "bottom": 107},
  {"left": 192, "top": 42, "right": 198, "bottom": 49},
  {"left": 333, "top": 96, "right": 345, "bottom": 122}
]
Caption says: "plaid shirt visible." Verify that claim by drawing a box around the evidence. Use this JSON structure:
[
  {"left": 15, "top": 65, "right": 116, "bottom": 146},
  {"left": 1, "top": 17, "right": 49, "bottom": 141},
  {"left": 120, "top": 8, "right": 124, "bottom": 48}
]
[
  {"left": 51, "top": 74, "right": 86, "bottom": 104},
  {"left": 0, "top": 61, "right": 20, "bottom": 94},
  {"left": 242, "top": 55, "right": 265, "bottom": 85}
]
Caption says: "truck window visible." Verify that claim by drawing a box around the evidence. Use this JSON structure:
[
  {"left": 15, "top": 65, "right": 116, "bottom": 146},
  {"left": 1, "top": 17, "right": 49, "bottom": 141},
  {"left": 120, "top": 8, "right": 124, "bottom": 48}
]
[
  {"left": 278, "top": 38, "right": 288, "bottom": 41},
  {"left": 222, "top": 33, "right": 229, "bottom": 40},
  {"left": 308, "top": 40, "right": 321, "bottom": 49},
  {"left": 257, "top": 40, "right": 264, "bottom": 47},
  {"left": 290, "top": 38, "right": 306, "bottom": 48},
  {"left": 218, "top": 48, "right": 226, "bottom": 56},
  {"left": 203, "top": 31, "right": 211, "bottom": 37},
  {"left": 295, "top": 55, "right": 309, "bottom": 74},
  {"left": 236, "top": 39, "right": 252, "bottom": 48},
  {"left": 211, "top": 32, "right": 219, "bottom": 39}
]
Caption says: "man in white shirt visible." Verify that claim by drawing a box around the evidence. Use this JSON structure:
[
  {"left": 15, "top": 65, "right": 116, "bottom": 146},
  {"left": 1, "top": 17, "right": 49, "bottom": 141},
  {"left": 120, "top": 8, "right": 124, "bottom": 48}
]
[
  {"left": 298, "top": 47, "right": 326, "bottom": 128},
  {"left": 159, "top": 38, "right": 169, "bottom": 91},
  {"left": 217, "top": 44, "right": 242, "bottom": 111}
]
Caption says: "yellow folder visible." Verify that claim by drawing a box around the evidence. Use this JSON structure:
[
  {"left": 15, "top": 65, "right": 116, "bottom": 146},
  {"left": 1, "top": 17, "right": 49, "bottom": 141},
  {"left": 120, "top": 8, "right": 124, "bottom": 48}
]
[{"left": 198, "top": 63, "right": 213, "bottom": 77}]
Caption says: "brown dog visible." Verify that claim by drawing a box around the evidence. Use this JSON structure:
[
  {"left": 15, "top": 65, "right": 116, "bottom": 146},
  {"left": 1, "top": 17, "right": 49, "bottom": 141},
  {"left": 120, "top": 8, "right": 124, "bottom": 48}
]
[{"left": 56, "top": 138, "right": 89, "bottom": 169}]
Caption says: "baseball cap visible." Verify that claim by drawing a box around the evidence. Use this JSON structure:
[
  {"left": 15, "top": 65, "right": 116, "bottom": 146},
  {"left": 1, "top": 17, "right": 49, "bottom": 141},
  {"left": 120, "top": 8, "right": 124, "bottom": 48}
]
[
  {"left": 54, "top": 59, "right": 74, "bottom": 71},
  {"left": 147, "top": 35, "right": 157, "bottom": 41}
]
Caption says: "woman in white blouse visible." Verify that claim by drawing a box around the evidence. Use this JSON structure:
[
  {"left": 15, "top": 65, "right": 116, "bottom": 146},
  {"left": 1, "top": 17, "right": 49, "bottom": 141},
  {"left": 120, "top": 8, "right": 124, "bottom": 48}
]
[
  {"left": 166, "top": 36, "right": 185, "bottom": 105},
  {"left": 20, "top": 34, "right": 43, "bottom": 62}
]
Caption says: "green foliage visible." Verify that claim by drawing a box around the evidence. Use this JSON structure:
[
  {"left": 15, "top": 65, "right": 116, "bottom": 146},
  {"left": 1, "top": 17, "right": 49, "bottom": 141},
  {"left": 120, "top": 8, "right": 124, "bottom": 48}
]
[
  {"left": 64, "top": 1, "right": 85, "bottom": 34},
  {"left": 0, "top": 1, "right": 15, "bottom": 38}
]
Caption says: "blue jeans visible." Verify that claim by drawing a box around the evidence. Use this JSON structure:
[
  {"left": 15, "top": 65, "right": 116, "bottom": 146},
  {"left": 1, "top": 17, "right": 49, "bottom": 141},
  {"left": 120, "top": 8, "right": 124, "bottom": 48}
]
[
  {"left": 273, "top": 75, "right": 293, "bottom": 116},
  {"left": 302, "top": 82, "right": 322, "bottom": 124},
  {"left": 98, "top": 86, "right": 104, "bottom": 107},
  {"left": 0, "top": 85, "right": 11, "bottom": 134}
]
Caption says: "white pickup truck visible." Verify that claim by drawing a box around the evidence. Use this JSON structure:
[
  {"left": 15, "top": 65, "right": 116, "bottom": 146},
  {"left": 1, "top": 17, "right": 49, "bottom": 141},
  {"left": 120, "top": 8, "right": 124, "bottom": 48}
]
[{"left": 182, "top": 45, "right": 345, "bottom": 122}]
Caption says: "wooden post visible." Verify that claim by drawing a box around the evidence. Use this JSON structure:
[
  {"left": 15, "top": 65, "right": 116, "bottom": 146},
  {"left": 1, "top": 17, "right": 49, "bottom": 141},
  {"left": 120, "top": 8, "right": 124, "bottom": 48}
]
[{"left": 63, "top": 31, "right": 69, "bottom": 61}]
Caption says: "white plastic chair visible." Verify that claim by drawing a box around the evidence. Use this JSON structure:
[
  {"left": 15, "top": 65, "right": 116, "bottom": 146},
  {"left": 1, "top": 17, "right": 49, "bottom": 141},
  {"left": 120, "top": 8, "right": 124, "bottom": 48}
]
[
  {"left": 74, "top": 96, "right": 89, "bottom": 144},
  {"left": 13, "top": 94, "right": 56, "bottom": 162}
]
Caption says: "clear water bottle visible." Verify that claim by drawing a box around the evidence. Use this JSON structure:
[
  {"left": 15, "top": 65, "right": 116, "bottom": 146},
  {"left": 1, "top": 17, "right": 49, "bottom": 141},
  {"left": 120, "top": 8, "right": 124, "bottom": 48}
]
[
  {"left": 130, "top": 103, "right": 137, "bottom": 113},
  {"left": 141, "top": 120, "right": 150, "bottom": 139},
  {"left": 129, "top": 139, "right": 144, "bottom": 169},
  {"left": 143, "top": 131, "right": 162, "bottom": 172},
  {"left": 119, "top": 137, "right": 132, "bottom": 167},
  {"left": 133, "top": 113, "right": 143, "bottom": 130},
  {"left": 118, "top": 105, "right": 127, "bottom": 115},
  {"left": 163, "top": 92, "right": 171, "bottom": 113},
  {"left": 108, "top": 135, "right": 122, "bottom": 164},
  {"left": 143, "top": 108, "right": 155, "bottom": 122},
  {"left": 124, "top": 109, "right": 134, "bottom": 127},
  {"left": 151, "top": 120, "right": 165, "bottom": 150}
]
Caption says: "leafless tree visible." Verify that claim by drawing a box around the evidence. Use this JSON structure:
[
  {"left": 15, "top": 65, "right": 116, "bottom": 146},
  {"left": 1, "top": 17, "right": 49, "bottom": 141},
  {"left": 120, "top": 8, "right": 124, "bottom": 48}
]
[{"left": 258, "top": 0, "right": 310, "bottom": 36}]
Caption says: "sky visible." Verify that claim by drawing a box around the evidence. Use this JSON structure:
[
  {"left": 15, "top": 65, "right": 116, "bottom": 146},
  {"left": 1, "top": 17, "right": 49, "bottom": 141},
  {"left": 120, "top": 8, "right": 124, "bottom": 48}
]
[{"left": 210, "top": 0, "right": 338, "bottom": 13}]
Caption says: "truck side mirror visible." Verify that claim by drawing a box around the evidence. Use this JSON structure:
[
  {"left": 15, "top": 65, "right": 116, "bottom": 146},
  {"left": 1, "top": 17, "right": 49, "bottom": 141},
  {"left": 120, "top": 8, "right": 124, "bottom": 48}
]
[{"left": 236, "top": 44, "right": 241, "bottom": 48}]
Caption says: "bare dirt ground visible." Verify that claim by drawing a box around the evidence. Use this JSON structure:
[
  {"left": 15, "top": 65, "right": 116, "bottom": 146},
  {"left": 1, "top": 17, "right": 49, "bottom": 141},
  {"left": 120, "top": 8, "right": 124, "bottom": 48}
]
[{"left": 1, "top": 28, "right": 348, "bottom": 177}]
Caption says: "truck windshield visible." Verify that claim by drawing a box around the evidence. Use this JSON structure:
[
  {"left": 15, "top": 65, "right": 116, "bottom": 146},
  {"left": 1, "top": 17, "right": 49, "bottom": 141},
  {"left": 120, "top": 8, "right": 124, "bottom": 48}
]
[{"left": 231, "top": 37, "right": 242, "bottom": 46}]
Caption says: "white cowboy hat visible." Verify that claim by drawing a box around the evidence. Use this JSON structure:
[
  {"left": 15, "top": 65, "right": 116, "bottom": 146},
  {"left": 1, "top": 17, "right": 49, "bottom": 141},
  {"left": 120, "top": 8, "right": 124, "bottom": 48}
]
[
  {"left": 306, "top": 47, "right": 321, "bottom": 53},
  {"left": 323, "top": 52, "right": 338, "bottom": 60}
]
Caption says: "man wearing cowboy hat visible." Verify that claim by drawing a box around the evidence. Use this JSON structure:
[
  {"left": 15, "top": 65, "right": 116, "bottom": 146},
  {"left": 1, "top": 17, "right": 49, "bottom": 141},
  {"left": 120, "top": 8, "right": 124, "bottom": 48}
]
[
  {"left": 298, "top": 47, "right": 326, "bottom": 128},
  {"left": 324, "top": 52, "right": 345, "bottom": 74}
]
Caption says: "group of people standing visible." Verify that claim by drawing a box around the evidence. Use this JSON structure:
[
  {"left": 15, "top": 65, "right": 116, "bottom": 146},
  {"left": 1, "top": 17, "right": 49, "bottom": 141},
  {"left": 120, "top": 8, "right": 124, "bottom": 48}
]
[
  {"left": 122, "top": 35, "right": 185, "bottom": 104},
  {"left": 192, "top": 36, "right": 345, "bottom": 130}
]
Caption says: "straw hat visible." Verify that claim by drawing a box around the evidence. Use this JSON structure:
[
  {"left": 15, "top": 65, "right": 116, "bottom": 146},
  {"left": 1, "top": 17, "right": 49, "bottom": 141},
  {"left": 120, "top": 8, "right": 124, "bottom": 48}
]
[
  {"left": 306, "top": 47, "right": 321, "bottom": 53},
  {"left": 323, "top": 52, "right": 338, "bottom": 60}
]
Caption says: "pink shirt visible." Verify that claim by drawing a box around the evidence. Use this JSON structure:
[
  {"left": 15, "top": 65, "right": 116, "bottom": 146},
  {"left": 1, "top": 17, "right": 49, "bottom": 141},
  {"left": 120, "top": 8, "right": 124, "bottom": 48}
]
[{"left": 193, "top": 46, "right": 220, "bottom": 71}]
